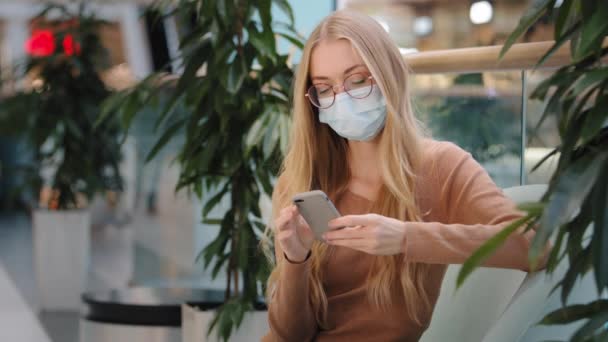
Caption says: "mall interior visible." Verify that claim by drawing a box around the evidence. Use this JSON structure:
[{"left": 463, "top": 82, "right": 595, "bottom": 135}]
[{"left": 0, "top": 0, "right": 606, "bottom": 341}]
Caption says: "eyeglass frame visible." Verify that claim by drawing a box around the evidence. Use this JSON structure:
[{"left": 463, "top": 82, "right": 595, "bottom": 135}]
[{"left": 305, "top": 73, "right": 375, "bottom": 109}]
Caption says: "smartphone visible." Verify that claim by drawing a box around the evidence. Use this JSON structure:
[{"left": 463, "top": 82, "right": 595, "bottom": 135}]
[{"left": 292, "top": 190, "right": 341, "bottom": 240}]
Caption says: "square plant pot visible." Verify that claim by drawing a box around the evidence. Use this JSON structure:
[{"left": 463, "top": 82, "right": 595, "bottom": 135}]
[{"left": 33, "top": 209, "right": 90, "bottom": 311}]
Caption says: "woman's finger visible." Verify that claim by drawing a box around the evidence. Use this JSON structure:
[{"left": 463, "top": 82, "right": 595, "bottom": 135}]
[
  {"left": 323, "top": 225, "right": 368, "bottom": 241},
  {"left": 275, "top": 211, "right": 296, "bottom": 231},
  {"left": 276, "top": 229, "right": 297, "bottom": 242},
  {"left": 329, "top": 214, "right": 379, "bottom": 229}
]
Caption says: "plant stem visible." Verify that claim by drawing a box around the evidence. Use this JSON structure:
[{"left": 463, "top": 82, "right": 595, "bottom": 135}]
[
  {"left": 234, "top": 269, "right": 239, "bottom": 297},
  {"left": 225, "top": 257, "right": 232, "bottom": 301},
  {"left": 227, "top": 177, "right": 241, "bottom": 299}
]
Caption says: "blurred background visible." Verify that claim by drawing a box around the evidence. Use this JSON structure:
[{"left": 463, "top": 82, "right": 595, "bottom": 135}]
[{"left": 0, "top": 1, "right": 562, "bottom": 341}]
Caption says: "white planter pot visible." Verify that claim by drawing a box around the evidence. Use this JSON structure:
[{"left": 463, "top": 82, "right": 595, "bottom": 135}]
[
  {"left": 181, "top": 304, "right": 268, "bottom": 342},
  {"left": 33, "top": 209, "right": 91, "bottom": 311}
]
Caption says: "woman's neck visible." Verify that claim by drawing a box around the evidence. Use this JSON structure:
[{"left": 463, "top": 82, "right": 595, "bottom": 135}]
[{"left": 347, "top": 138, "right": 382, "bottom": 191}]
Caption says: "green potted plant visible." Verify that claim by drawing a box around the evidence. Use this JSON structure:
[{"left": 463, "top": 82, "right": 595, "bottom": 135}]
[
  {"left": 458, "top": 0, "right": 608, "bottom": 340},
  {"left": 101, "top": 0, "right": 301, "bottom": 340},
  {"left": 0, "top": 3, "right": 123, "bottom": 311}
]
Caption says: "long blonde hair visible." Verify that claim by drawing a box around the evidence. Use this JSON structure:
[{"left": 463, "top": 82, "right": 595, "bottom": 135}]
[{"left": 265, "top": 10, "right": 431, "bottom": 327}]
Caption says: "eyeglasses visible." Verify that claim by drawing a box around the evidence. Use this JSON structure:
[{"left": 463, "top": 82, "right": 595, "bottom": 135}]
[{"left": 305, "top": 73, "right": 374, "bottom": 109}]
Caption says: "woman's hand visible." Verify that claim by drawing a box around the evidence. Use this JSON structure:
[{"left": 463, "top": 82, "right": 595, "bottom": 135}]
[
  {"left": 323, "top": 214, "right": 407, "bottom": 255},
  {"left": 275, "top": 205, "right": 315, "bottom": 263}
]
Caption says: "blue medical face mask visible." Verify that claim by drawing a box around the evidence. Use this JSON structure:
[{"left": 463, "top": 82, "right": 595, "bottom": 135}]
[{"left": 318, "top": 85, "right": 387, "bottom": 141}]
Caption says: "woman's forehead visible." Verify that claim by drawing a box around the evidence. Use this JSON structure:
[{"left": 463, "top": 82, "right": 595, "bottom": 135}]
[{"left": 309, "top": 39, "right": 367, "bottom": 80}]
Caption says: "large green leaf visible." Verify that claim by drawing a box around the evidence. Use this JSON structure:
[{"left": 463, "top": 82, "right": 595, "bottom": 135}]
[
  {"left": 245, "top": 109, "right": 271, "bottom": 151},
  {"left": 247, "top": 22, "right": 277, "bottom": 60},
  {"left": 120, "top": 92, "right": 143, "bottom": 130},
  {"left": 560, "top": 246, "right": 591, "bottom": 305},
  {"left": 255, "top": 0, "right": 272, "bottom": 30},
  {"left": 211, "top": 252, "right": 231, "bottom": 279},
  {"left": 540, "top": 300, "right": 608, "bottom": 325},
  {"left": 224, "top": 55, "right": 248, "bottom": 94},
  {"left": 574, "top": 2, "right": 608, "bottom": 61},
  {"left": 499, "top": 0, "right": 553, "bottom": 58},
  {"left": 531, "top": 85, "right": 568, "bottom": 136},
  {"left": 545, "top": 222, "right": 567, "bottom": 273},
  {"left": 96, "top": 91, "right": 127, "bottom": 127},
  {"left": 457, "top": 215, "right": 532, "bottom": 288},
  {"left": 216, "top": 0, "right": 233, "bottom": 26},
  {"left": 536, "top": 21, "right": 580, "bottom": 68},
  {"left": 571, "top": 310, "right": 608, "bottom": 342},
  {"left": 277, "top": 31, "right": 304, "bottom": 49},
  {"left": 203, "top": 181, "right": 231, "bottom": 217},
  {"left": 554, "top": 0, "right": 576, "bottom": 38},
  {"left": 65, "top": 118, "right": 84, "bottom": 140},
  {"left": 563, "top": 196, "right": 593, "bottom": 270},
  {"left": 272, "top": 0, "right": 295, "bottom": 26},
  {"left": 144, "top": 118, "right": 186, "bottom": 162},
  {"left": 255, "top": 163, "right": 274, "bottom": 196},
  {"left": 532, "top": 152, "right": 608, "bottom": 261},
  {"left": 530, "top": 147, "right": 559, "bottom": 173},
  {"left": 530, "top": 67, "right": 580, "bottom": 100},
  {"left": 278, "top": 111, "right": 291, "bottom": 156},
  {"left": 580, "top": 96, "right": 608, "bottom": 144},
  {"left": 196, "top": 230, "right": 229, "bottom": 268},
  {"left": 176, "top": 41, "right": 211, "bottom": 95},
  {"left": 591, "top": 159, "right": 608, "bottom": 291},
  {"left": 571, "top": 67, "right": 608, "bottom": 96},
  {"left": 262, "top": 112, "right": 280, "bottom": 158},
  {"left": 153, "top": 92, "right": 185, "bottom": 131}
]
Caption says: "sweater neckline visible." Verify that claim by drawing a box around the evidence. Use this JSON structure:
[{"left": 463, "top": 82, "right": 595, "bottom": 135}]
[{"left": 344, "top": 188, "right": 374, "bottom": 203}]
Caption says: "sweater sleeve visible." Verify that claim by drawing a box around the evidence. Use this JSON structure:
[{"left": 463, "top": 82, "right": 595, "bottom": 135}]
[
  {"left": 263, "top": 239, "right": 318, "bottom": 342},
  {"left": 404, "top": 142, "right": 547, "bottom": 271}
]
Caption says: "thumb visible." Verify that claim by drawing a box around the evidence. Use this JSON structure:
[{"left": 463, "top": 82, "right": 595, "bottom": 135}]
[{"left": 297, "top": 215, "right": 309, "bottom": 228}]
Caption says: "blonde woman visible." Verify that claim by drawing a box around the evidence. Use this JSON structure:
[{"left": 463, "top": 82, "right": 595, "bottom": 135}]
[{"left": 263, "top": 10, "right": 546, "bottom": 342}]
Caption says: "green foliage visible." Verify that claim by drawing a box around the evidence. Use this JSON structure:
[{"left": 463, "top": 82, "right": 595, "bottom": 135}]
[
  {"left": 459, "top": 1, "right": 608, "bottom": 340},
  {"left": 457, "top": 211, "right": 541, "bottom": 288},
  {"left": 0, "top": 3, "right": 122, "bottom": 210},
  {"left": 102, "top": 0, "right": 302, "bottom": 339}
]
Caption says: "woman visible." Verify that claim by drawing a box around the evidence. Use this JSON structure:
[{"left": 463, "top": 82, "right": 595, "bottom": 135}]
[{"left": 263, "top": 10, "right": 546, "bottom": 342}]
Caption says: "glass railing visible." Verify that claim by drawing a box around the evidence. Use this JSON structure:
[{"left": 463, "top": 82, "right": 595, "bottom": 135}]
[
  {"left": 412, "top": 71, "right": 524, "bottom": 188},
  {"left": 405, "top": 41, "right": 569, "bottom": 187}
]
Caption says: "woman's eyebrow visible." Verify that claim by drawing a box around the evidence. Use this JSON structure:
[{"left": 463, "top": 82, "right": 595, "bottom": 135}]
[
  {"left": 343, "top": 63, "right": 366, "bottom": 75},
  {"left": 310, "top": 63, "right": 366, "bottom": 81}
]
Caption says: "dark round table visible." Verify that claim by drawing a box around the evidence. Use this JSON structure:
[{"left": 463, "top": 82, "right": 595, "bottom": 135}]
[{"left": 82, "top": 287, "right": 225, "bottom": 327}]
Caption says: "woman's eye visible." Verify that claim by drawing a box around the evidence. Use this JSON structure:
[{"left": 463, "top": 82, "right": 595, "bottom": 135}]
[
  {"left": 351, "top": 78, "right": 365, "bottom": 84},
  {"left": 317, "top": 87, "right": 331, "bottom": 94}
]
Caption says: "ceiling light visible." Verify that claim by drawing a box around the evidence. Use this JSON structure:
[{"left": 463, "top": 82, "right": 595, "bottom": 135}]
[{"left": 470, "top": 1, "right": 493, "bottom": 25}]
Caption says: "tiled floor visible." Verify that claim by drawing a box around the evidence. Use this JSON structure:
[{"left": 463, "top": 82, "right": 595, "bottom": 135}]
[
  {"left": 0, "top": 214, "right": 39, "bottom": 310},
  {"left": 0, "top": 260, "right": 50, "bottom": 342}
]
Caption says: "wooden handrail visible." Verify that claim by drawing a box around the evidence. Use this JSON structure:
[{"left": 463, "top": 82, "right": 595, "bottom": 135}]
[{"left": 404, "top": 41, "right": 573, "bottom": 74}]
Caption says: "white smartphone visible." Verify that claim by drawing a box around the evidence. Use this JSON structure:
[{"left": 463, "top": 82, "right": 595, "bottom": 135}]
[{"left": 292, "top": 190, "right": 341, "bottom": 240}]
